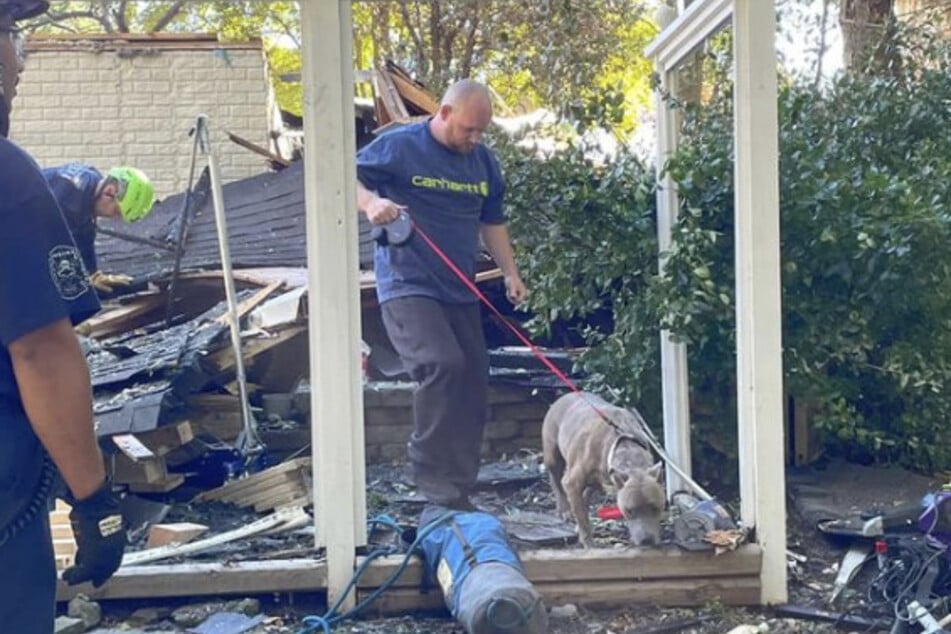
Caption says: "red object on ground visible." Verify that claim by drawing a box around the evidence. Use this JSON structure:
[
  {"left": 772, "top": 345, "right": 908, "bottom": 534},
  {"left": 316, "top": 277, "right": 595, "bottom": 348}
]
[{"left": 597, "top": 505, "right": 623, "bottom": 520}]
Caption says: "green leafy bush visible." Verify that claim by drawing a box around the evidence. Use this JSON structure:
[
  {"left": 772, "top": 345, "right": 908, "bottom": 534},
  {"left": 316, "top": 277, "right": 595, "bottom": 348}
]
[
  {"left": 494, "top": 130, "right": 662, "bottom": 418},
  {"left": 498, "top": 36, "right": 951, "bottom": 473}
]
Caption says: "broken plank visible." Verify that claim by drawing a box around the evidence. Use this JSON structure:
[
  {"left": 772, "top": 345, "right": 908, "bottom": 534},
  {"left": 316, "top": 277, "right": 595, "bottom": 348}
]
[
  {"left": 137, "top": 421, "right": 194, "bottom": 456},
  {"left": 387, "top": 71, "right": 439, "bottom": 114},
  {"left": 147, "top": 522, "right": 209, "bottom": 549},
  {"left": 213, "top": 281, "right": 284, "bottom": 326},
  {"left": 112, "top": 434, "right": 156, "bottom": 461},
  {"left": 197, "top": 458, "right": 311, "bottom": 504},
  {"left": 238, "top": 479, "right": 307, "bottom": 509},
  {"left": 251, "top": 486, "right": 312, "bottom": 513},
  {"left": 372, "top": 69, "right": 410, "bottom": 120},
  {"left": 189, "top": 411, "right": 243, "bottom": 442},
  {"left": 78, "top": 293, "right": 166, "bottom": 339},
  {"left": 49, "top": 500, "right": 77, "bottom": 572},
  {"left": 121, "top": 506, "right": 310, "bottom": 566},
  {"left": 226, "top": 130, "right": 291, "bottom": 168},
  {"left": 207, "top": 326, "right": 306, "bottom": 374},
  {"left": 56, "top": 558, "right": 328, "bottom": 602},
  {"left": 112, "top": 453, "right": 168, "bottom": 484}
]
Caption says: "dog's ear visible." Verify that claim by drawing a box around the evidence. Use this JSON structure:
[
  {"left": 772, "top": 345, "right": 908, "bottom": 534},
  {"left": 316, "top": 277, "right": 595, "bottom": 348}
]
[
  {"left": 610, "top": 469, "right": 628, "bottom": 489},
  {"left": 647, "top": 461, "right": 664, "bottom": 483}
]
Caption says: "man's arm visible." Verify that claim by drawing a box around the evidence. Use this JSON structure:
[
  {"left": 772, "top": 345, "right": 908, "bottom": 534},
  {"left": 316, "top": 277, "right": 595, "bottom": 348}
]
[
  {"left": 8, "top": 318, "right": 105, "bottom": 500},
  {"left": 357, "top": 180, "right": 404, "bottom": 225},
  {"left": 480, "top": 223, "right": 527, "bottom": 304}
]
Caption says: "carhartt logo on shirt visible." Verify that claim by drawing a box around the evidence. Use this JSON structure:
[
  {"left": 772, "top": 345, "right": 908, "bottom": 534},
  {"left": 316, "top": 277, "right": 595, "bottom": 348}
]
[{"left": 411, "top": 175, "right": 490, "bottom": 197}]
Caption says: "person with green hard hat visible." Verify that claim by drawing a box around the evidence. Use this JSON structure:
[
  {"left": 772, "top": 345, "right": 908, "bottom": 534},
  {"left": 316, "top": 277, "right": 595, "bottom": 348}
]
[{"left": 43, "top": 162, "right": 155, "bottom": 294}]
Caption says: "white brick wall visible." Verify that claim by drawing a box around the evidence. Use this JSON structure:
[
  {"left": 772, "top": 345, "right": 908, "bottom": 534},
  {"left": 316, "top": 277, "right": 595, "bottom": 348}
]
[{"left": 11, "top": 44, "right": 272, "bottom": 199}]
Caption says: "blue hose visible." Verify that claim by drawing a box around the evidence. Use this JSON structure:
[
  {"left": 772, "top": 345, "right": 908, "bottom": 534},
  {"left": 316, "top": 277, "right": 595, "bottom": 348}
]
[{"left": 296, "top": 511, "right": 456, "bottom": 633}]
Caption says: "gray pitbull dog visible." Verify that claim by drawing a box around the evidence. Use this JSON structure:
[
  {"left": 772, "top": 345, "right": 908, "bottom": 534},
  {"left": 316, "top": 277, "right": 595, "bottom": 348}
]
[{"left": 542, "top": 391, "right": 665, "bottom": 548}]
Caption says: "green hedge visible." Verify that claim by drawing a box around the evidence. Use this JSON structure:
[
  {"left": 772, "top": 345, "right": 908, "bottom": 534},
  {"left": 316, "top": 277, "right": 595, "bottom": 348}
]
[{"left": 498, "top": 43, "right": 951, "bottom": 473}]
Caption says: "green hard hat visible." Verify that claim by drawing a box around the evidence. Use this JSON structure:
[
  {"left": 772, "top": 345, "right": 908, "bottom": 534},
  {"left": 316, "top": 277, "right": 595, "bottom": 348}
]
[{"left": 108, "top": 166, "right": 154, "bottom": 223}]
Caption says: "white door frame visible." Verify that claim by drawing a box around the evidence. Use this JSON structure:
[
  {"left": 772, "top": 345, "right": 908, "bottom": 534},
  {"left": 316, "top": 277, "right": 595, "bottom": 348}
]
[{"left": 646, "top": 0, "right": 788, "bottom": 604}]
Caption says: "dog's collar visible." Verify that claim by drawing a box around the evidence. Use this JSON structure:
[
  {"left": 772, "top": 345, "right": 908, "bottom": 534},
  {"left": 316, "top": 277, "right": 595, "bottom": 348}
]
[{"left": 607, "top": 433, "right": 651, "bottom": 469}]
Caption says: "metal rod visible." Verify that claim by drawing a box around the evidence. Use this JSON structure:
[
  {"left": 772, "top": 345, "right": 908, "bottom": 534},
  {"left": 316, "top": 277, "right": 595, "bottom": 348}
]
[
  {"left": 197, "top": 115, "right": 260, "bottom": 454},
  {"left": 164, "top": 116, "right": 204, "bottom": 327}
]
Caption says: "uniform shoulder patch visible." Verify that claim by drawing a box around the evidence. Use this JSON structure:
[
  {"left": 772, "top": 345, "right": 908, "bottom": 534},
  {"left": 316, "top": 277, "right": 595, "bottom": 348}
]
[{"left": 48, "top": 245, "right": 90, "bottom": 300}]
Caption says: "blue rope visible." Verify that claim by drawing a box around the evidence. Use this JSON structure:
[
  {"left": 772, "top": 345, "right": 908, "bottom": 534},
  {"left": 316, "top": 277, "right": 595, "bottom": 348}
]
[{"left": 296, "top": 511, "right": 456, "bottom": 634}]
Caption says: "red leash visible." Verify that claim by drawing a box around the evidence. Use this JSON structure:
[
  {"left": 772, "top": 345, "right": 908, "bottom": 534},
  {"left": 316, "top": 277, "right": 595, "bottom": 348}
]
[
  {"left": 411, "top": 219, "right": 635, "bottom": 519},
  {"left": 411, "top": 220, "right": 585, "bottom": 395}
]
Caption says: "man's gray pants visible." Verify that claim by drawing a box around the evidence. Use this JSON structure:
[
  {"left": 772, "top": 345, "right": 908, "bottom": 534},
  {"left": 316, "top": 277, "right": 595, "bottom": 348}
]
[{"left": 381, "top": 296, "right": 488, "bottom": 505}]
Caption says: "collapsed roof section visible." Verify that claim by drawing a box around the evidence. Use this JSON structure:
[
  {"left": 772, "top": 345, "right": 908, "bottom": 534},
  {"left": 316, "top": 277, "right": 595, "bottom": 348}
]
[{"left": 94, "top": 162, "right": 376, "bottom": 282}]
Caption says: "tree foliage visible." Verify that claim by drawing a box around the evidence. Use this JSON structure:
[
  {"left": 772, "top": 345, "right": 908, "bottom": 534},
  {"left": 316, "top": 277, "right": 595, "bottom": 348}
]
[{"left": 30, "top": 1, "right": 656, "bottom": 135}]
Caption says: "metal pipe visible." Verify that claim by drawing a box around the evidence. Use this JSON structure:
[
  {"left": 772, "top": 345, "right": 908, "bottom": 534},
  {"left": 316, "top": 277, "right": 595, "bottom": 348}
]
[
  {"left": 196, "top": 115, "right": 260, "bottom": 454},
  {"left": 164, "top": 116, "right": 204, "bottom": 327}
]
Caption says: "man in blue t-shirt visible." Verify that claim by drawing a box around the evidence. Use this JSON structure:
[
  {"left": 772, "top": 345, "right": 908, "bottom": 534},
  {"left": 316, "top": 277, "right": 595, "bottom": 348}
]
[
  {"left": 0, "top": 3, "right": 125, "bottom": 630},
  {"left": 357, "top": 79, "right": 527, "bottom": 509}
]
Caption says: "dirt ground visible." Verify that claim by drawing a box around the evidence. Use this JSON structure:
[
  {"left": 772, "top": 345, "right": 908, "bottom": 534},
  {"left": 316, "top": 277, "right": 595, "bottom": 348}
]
[{"left": 87, "top": 455, "right": 947, "bottom": 634}]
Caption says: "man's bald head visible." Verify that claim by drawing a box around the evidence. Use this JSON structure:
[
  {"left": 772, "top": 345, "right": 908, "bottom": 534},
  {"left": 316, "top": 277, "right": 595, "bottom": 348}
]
[
  {"left": 441, "top": 79, "right": 492, "bottom": 110},
  {"left": 430, "top": 79, "right": 493, "bottom": 154}
]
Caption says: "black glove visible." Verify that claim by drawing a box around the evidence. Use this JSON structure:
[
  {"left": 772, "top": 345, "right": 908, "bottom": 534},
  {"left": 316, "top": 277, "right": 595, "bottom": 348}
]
[{"left": 62, "top": 482, "right": 126, "bottom": 588}]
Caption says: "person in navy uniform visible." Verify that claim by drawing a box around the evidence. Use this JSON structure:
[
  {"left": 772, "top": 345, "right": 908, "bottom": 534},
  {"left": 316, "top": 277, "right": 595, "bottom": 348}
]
[
  {"left": 43, "top": 163, "right": 155, "bottom": 294},
  {"left": 356, "top": 79, "right": 527, "bottom": 509},
  {"left": 0, "top": 2, "right": 125, "bottom": 631}
]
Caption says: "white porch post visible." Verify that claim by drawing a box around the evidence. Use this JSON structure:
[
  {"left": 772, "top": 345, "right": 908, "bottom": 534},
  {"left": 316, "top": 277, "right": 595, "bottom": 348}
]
[
  {"left": 733, "top": 0, "right": 787, "bottom": 604},
  {"left": 654, "top": 70, "right": 692, "bottom": 496},
  {"left": 300, "top": 0, "right": 367, "bottom": 610}
]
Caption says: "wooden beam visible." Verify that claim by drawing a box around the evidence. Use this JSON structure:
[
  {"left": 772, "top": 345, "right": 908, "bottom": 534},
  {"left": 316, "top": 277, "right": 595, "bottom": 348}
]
[
  {"left": 207, "top": 325, "right": 306, "bottom": 374},
  {"left": 56, "top": 558, "right": 327, "bottom": 602},
  {"left": 372, "top": 69, "right": 410, "bottom": 121},
  {"left": 226, "top": 130, "right": 291, "bottom": 168},
  {"left": 56, "top": 546, "right": 762, "bottom": 609},
  {"left": 644, "top": 0, "right": 732, "bottom": 72},
  {"left": 362, "top": 576, "right": 760, "bottom": 615},
  {"left": 733, "top": 0, "right": 787, "bottom": 605},
  {"left": 356, "top": 544, "right": 762, "bottom": 589},
  {"left": 213, "top": 280, "right": 284, "bottom": 326},
  {"left": 300, "top": 0, "right": 367, "bottom": 612},
  {"left": 386, "top": 71, "right": 439, "bottom": 114}
]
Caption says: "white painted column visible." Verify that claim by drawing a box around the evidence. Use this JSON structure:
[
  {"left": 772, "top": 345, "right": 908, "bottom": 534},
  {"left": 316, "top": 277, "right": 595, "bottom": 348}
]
[
  {"left": 300, "top": 0, "right": 367, "bottom": 610},
  {"left": 654, "top": 70, "right": 692, "bottom": 496},
  {"left": 733, "top": 0, "right": 787, "bottom": 605}
]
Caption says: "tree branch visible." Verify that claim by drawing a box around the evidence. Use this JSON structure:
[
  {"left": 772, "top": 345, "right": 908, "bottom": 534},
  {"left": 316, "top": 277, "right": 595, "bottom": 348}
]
[
  {"left": 30, "top": 7, "right": 110, "bottom": 33},
  {"left": 460, "top": 8, "right": 480, "bottom": 79},
  {"left": 150, "top": 1, "right": 188, "bottom": 33},
  {"left": 270, "top": 11, "right": 301, "bottom": 49},
  {"left": 399, "top": 1, "right": 426, "bottom": 75}
]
